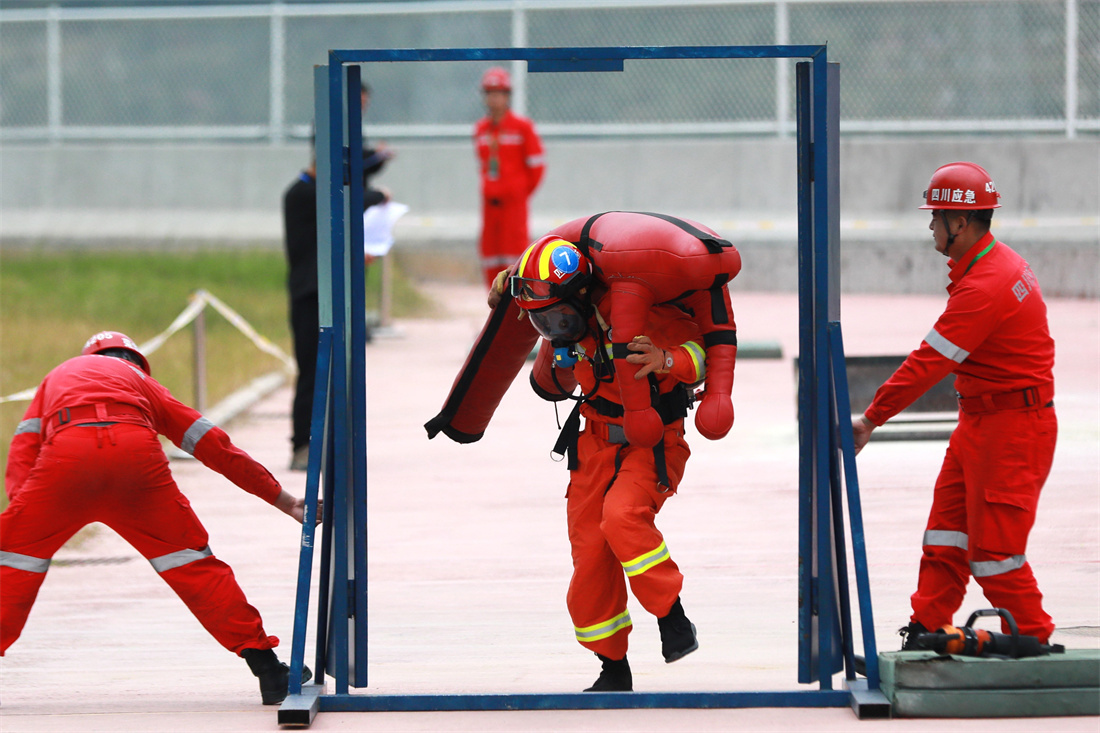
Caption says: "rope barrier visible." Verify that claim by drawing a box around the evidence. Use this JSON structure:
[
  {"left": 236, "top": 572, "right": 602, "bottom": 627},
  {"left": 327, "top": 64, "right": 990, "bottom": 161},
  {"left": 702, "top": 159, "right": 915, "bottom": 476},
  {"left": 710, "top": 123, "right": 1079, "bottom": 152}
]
[{"left": 0, "top": 289, "right": 295, "bottom": 404}]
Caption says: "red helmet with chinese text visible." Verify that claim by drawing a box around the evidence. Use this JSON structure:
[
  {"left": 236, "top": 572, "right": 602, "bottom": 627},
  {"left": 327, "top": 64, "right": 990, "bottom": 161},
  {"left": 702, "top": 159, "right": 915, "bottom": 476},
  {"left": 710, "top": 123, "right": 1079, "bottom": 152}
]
[
  {"left": 920, "top": 161, "right": 1001, "bottom": 210},
  {"left": 82, "top": 330, "right": 150, "bottom": 375},
  {"left": 509, "top": 236, "right": 592, "bottom": 344},
  {"left": 481, "top": 66, "right": 512, "bottom": 92}
]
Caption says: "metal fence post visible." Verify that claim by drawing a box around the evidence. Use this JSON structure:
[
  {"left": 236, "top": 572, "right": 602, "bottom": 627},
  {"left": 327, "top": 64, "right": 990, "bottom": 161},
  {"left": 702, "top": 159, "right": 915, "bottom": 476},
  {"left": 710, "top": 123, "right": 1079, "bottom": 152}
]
[
  {"left": 1066, "top": 0, "right": 1079, "bottom": 139},
  {"left": 46, "top": 5, "right": 62, "bottom": 143},
  {"left": 193, "top": 305, "right": 207, "bottom": 413},
  {"left": 511, "top": 0, "right": 528, "bottom": 117},
  {"left": 270, "top": 1, "right": 286, "bottom": 144},
  {"left": 775, "top": 0, "right": 790, "bottom": 137}
]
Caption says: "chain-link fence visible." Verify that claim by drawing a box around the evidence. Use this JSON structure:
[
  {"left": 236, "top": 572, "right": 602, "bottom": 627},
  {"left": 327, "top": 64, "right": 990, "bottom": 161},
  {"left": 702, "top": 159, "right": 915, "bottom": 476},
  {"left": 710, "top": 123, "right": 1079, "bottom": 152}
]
[{"left": 1, "top": 0, "right": 1096, "bottom": 142}]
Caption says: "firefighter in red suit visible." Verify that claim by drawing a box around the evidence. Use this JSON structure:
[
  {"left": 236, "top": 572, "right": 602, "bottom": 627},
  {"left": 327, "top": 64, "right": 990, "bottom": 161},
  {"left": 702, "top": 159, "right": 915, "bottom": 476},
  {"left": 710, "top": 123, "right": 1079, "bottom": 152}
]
[
  {"left": 1, "top": 331, "right": 314, "bottom": 704},
  {"left": 852, "top": 162, "right": 1057, "bottom": 646},
  {"left": 482, "top": 222, "right": 739, "bottom": 691},
  {"left": 474, "top": 66, "right": 545, "bottom": 289}
]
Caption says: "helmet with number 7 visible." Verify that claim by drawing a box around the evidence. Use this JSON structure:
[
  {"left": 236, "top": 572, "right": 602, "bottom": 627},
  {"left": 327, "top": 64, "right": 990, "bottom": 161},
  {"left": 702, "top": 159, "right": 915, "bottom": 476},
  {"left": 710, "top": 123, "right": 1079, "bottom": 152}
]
[
  {"left": 510, "top": 237, "right": 592, "bottom": 308},
  {"left": 82, "top": 330, "right": 151, "bottom": 375},
  {"left": 920, "top": 161, "right": 1002, "bottom": 210},
  {"left": 509, "top": 236, "right": 593, "bottom": 344}
]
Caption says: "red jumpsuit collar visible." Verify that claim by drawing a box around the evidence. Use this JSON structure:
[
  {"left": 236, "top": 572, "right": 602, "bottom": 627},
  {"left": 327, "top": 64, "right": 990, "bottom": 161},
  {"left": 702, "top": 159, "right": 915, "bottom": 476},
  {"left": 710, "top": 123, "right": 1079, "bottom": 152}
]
[{"left": 948, "top": 231, "right": 997, "bottom": 286}]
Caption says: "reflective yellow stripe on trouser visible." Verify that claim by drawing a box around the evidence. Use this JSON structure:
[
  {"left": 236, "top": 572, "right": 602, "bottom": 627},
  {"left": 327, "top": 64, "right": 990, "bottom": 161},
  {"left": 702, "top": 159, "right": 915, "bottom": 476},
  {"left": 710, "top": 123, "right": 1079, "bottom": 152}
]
[
  {"left": 574, "top": 610, "right": 632, "bottom": 643},
  {"left": 622, "top": 541, "right": 670, "bottom": 577}
]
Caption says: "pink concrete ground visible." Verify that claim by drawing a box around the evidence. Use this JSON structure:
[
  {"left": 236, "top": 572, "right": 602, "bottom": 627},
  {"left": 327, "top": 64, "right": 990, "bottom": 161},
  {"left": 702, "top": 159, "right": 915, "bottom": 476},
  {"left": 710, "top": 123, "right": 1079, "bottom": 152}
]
[{"left": 1, "top": 286, "right": 1097, "bottom": 732}]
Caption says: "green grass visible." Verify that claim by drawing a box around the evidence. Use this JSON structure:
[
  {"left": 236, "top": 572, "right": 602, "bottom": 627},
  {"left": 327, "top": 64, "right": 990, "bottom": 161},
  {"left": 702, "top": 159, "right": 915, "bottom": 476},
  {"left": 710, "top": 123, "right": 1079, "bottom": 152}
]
[{"left": 0, "top": 248, "right": 437, "bottom": 508}]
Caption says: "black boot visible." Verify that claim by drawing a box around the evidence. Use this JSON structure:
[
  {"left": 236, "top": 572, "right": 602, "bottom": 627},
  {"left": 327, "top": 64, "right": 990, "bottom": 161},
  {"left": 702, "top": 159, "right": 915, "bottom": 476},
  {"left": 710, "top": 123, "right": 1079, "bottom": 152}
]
[
  {"left": 898, "top": 620, "right": 929, "bottom": 651},
  {"left": 583, "top": 653, "right": 633, "bottom": 692},
  {"left": 658, "top": 597, "right": 698, "bottom": 663},
  {"left": 242, "top": 648, "right": 313, "bottom": 705}
]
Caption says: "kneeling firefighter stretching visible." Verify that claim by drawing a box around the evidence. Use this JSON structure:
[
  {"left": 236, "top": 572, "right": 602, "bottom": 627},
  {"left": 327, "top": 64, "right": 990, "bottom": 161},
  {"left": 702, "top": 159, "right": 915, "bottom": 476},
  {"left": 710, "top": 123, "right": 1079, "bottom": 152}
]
[{"left": 426, "top": 212, "right": 741, "bottom": 691}]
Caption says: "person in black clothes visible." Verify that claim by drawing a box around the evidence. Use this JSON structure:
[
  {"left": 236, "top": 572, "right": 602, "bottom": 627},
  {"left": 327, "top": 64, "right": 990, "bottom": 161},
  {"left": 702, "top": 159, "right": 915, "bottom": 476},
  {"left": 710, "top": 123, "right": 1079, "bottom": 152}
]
[{"left": 283, "top": 83, "right": 393, "bottom": 471}]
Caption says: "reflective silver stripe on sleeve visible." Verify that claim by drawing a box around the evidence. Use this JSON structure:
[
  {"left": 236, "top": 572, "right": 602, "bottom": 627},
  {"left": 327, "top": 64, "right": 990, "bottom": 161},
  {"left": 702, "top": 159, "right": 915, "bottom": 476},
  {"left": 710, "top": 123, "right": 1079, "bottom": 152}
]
[
  {"left": 15, "top": 418, "right": 42, "bottom": 435},
  {"left": 923, "top": 530, "right": 969, "bottom": 551},
  {"left": 0, "top": 550, "right": 50, "bottom": 573},
  {"left": 924, "top": 328, "right": 970, "bottom": 363},
  {"left": 970, "top": 555, "right": 1027, "bottom": 578},
  {"left": 149, "top": 545, "right": 213, "bottom": 573},
  {"left": 181, "top": 417, "right": 216, "bottom": 455}
]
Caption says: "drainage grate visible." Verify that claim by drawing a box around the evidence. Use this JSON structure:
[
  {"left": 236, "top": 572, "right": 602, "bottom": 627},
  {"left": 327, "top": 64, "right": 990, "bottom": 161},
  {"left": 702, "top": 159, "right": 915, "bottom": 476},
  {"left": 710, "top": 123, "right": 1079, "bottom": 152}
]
[{"left": 52, "top": 556, "right": 135, "bottom": 567}]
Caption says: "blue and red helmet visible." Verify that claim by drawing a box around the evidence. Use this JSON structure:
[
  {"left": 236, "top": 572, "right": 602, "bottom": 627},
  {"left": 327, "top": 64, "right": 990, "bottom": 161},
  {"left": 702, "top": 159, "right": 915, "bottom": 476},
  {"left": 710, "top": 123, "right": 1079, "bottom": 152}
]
[
  {"left": 509, "top": 236, "right": 591, "bottom": 310},
  {"left": 509, "top": 236, "right": 593, "bottom": 344}
]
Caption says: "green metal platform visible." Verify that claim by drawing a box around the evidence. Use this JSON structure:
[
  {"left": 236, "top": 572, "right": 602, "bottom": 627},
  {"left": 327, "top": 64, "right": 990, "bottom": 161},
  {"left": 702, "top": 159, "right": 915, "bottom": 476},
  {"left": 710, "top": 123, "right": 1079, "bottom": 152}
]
[{"left": 880, "top": 649, "right": 1100, "bottom": 718}]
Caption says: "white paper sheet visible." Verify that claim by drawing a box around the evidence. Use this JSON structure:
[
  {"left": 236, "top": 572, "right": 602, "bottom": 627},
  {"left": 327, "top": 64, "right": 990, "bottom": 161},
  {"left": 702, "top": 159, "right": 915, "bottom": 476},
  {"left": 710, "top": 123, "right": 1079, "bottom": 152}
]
[{"left": 362, "top": 201, "right": 409, "bottom": 257}]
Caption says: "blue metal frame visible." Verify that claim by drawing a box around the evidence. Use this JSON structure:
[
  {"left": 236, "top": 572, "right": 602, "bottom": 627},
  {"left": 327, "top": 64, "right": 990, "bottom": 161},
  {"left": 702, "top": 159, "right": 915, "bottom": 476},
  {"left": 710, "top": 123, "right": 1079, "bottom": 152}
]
[{"left": 279, "top": 44, "right": 889, "bottom": 727}]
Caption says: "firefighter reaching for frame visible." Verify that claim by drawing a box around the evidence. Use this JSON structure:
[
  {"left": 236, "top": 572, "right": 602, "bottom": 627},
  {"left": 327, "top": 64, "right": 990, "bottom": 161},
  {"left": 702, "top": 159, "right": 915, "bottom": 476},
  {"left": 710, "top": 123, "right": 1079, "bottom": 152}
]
[
  {"left": 1, "top": 331, "right": 318, "bottom": 705},
  {"left": 852, "top": 162, "right": 1058, "bottom": 649}
]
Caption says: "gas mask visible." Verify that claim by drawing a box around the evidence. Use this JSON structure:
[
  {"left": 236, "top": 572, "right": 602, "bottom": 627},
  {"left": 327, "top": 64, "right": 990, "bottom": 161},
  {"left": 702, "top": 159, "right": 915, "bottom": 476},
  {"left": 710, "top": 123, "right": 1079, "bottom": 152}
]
[
  {"left": 526, "top": 298, "right": 592, "bottom": 368},
  {"left": 528, "top": 299, "right": 589, "bottom": 346}
]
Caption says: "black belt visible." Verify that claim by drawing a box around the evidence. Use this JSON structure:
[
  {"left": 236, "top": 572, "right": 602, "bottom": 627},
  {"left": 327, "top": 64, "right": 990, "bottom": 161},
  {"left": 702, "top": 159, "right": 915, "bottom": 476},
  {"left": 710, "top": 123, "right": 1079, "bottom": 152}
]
[
  {"left": 957, "top": 385, "right": 1054, "bottom": 415},
  {"left": 552, "top": 384, "right": 690, "bottom": 490},
  {"left": 45, "top": 403, "right": 148, "bottom": 441},
  {"left": 588, "top": 386, "right": 692, "bottom": 424}
]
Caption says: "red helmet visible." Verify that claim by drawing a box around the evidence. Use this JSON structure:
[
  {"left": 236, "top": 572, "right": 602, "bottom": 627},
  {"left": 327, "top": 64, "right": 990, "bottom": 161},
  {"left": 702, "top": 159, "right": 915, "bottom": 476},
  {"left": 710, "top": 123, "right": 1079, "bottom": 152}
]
[
  {"left": 481, "top": 66, "right": 512, "bottom": 92},
  {"left": 82, "top": 330, "right": 150, "bottom": 375},
  {"left": 510, "top": 236, "right": 591, "bottom": 310},
  {"left": 510, "top": 236, "right": 593, "bottom": 344},
  {"left": 920, "top": 161, "right": 1001, "bottom": 210}
]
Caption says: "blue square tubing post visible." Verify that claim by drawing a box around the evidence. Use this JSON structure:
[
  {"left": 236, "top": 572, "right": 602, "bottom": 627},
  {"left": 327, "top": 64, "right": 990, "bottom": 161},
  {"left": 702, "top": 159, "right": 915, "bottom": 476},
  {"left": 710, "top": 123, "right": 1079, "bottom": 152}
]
[
  {"left": 794, "top": 59, "right": 885, "bottom": 707},
  {"left": 281, "top": 45, "right": 888, "bottom": 727}
]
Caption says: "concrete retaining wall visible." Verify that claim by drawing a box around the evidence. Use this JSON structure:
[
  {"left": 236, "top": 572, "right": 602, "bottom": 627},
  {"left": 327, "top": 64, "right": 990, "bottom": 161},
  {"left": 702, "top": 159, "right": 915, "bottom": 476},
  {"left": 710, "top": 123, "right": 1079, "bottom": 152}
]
[{"left": 2, "top": 137, "right": 1096, "bottom": 295}]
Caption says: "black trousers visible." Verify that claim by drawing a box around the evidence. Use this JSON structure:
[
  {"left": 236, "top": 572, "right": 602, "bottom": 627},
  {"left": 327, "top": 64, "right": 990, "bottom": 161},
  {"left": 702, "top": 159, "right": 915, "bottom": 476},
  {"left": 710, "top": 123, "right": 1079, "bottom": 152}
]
[{"left": 289, "top": 294, "right": 319, "bottom": 451}]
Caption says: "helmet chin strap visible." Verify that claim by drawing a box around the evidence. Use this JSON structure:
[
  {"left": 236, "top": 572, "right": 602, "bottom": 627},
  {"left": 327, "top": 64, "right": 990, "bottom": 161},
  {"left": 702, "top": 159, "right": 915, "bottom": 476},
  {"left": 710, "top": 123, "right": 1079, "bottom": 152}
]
[{"left": 940, "top": 210, "right": 975, "bottom": 258}]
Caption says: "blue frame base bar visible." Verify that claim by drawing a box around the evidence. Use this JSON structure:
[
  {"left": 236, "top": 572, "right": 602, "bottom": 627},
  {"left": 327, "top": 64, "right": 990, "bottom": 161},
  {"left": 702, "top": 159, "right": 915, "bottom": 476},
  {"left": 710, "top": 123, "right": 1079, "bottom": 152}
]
[
  {"left": 320, "top": 690, "right": 854, "bottom": 712},
  {"left": 280, "top": 686, "right": 889, "bottom": 724}
]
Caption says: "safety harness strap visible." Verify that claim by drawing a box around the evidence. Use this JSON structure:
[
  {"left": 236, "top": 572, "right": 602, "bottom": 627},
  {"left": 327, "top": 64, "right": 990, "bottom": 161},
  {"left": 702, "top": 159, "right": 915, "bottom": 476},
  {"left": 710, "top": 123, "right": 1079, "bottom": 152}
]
[
  {"left": 578, "top": 212, "right": 736, "bottom": 334},
  {"left": 704, "top": 330, "right": 738, "bottom": 348},
  {"left": 708, "top": 273, "right": 732, "bottom": 324},
  {"left": 575, "top": 211, "right": 734, "bottom": 261},
  {"left": 553, "top": 401, "right": 584, "bottom": 471},
  {"left": 552, "top": 384, "right": 688, "bottom": 486},
  {"left": 587, "top": 386, "right": 692, "bottom": 423},
  {"left": 646, "top": 372, "right": 672, "bottom": 489}
]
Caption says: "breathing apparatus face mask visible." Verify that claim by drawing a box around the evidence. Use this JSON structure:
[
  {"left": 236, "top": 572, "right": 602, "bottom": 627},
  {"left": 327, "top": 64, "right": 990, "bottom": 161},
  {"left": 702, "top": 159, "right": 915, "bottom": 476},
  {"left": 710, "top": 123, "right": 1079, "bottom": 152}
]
[{"left": 527, "top": 299, "right": 589, "bottom": 347}]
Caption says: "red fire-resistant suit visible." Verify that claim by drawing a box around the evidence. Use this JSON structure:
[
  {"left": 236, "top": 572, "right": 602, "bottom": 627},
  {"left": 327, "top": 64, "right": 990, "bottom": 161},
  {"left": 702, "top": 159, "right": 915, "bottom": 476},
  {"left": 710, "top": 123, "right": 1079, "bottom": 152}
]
[
  {"left": 1, "top": 354, "right": 283, "bottom": 655},
  {"left": 529, "top": 297, "right": 712, "bottom": 660},
  {"left": 864, "top": 232, "right": 1056, "bottom": 642},
  {"left": 474, "top": 109, "right": 545, "bottom": 288}
]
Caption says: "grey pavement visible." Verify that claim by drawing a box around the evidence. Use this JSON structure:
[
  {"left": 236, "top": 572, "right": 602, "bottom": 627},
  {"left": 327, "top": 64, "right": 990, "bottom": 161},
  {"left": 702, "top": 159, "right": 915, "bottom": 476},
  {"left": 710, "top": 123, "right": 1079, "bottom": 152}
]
[{"left": 1, "top": 286, "right": 1097, "bottom": 732}]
